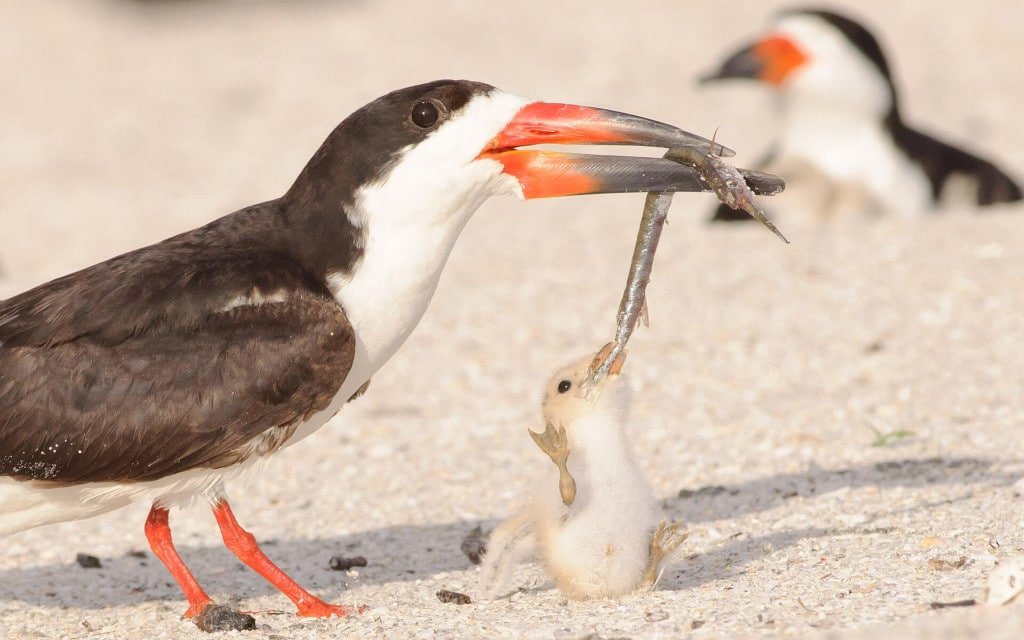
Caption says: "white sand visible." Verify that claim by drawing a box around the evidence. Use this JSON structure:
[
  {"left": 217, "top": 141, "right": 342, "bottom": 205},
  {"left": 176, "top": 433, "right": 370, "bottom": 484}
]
[{"left": 1, "top": 1, "right": 1023, "bottom": 638}]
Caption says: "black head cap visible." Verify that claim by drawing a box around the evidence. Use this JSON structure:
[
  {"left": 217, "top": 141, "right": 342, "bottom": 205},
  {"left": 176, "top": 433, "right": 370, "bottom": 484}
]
[
  {"left": 780, "top": 8, "right": 894, "bottom": 86},
  {"left": 287, "top": 80, "right": 497, "bottom": 206},
  {"left": 780, "top": 7, "right": 900, "bottom": 118},
  {"left": 279, "top": 80, "right": 496, "bottom": 277}
]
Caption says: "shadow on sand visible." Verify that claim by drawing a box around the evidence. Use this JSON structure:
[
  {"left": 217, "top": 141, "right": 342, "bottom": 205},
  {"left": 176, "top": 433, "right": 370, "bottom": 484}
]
[{"left": 0, "top": 456, "right": 1016, "bottom": 611}]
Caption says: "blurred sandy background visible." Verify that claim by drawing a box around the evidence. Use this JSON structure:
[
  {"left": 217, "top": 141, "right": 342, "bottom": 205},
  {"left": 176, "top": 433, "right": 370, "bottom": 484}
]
[{"left": 1, "top": 1, "right": 1023, "bottom": 638}]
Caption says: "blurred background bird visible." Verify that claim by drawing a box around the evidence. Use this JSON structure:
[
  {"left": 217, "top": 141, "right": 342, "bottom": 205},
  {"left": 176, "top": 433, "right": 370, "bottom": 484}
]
[{"left": 701, "top": 7, "right": 1023, "bottom": 223}]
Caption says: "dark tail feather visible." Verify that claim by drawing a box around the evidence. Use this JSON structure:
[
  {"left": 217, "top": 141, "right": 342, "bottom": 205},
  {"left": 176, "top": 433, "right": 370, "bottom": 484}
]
[{"left": 976, "top": 163, "right": 1023, "bottom": 206}]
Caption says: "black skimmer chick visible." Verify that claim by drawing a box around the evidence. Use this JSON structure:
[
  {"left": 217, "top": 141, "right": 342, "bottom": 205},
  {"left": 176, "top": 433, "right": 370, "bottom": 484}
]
[
  {"left": 701, "top": 8, "right": 1022, "bottom": 221},
  {"left": 0, "top": 80, "right": 765, "bottom": 620},
  {"left": 480, "top": 344, "right": 686, "bottom": 599}
]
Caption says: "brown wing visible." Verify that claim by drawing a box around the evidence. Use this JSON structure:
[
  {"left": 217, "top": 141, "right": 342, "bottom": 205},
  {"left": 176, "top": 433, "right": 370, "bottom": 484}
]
[
  {"left": 0, "top": 291, "right": 354, "bottom": 484},
  {"left": 0, "top": 201, "right": 329, "bottom": 349}
]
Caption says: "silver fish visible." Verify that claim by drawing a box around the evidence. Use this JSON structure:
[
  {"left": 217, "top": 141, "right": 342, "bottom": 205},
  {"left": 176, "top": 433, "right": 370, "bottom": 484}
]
[{"left": 588, "top": 144, "right": 787, "bottom": 384}]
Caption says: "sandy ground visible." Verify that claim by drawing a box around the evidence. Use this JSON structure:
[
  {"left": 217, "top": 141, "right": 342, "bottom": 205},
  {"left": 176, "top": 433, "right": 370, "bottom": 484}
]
[{"left": 2, "top": 1, "right": 1024, "bottom": 638}]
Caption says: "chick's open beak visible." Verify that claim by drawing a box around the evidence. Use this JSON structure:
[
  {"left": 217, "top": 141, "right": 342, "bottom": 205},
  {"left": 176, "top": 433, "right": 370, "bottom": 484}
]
[
  {"left": 592, "top": 341, "right": 628, "bottom": 377},
  {"left": 608, "top": 349, "right": 627, "bottom": 376},
  {"left": 480, "top": 102, "right": 769, "bottom": 199}
]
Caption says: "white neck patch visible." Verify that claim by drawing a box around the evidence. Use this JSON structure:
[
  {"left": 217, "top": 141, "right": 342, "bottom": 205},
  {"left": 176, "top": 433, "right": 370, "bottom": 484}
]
[
  {"left": 776, "top": 14, "right": 893, "bottom": 119},
  {"left": 329, "top": 90, "right": 529, "bottom": 381}
]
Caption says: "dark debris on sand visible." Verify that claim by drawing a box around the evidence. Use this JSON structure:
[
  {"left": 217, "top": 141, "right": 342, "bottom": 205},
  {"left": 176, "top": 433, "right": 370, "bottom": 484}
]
[
  {"left": 436, "top": 589, "right": 471, "bottom": 605},
  {"left": 460, "top": 525, "right": 487, "bottom": 565},
  {"left": 193, "top": 605, "right": 256, "bottom": 632},
  {"left": 75, "top": 553, "right": 102, "bottom": 569},
  {"left": 329, "top": 555, "right": 368, "bottom": 571}
]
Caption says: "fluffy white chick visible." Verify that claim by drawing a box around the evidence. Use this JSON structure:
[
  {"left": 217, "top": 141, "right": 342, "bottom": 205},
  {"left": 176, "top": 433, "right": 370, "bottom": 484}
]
[{"left": 480, "top": 344, "right": 687, "bottom": 600}]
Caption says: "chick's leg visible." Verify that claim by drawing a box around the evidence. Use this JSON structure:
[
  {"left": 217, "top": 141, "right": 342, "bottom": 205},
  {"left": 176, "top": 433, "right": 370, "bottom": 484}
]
[
  {"left": 528, "top": 421, "right": 577, "bottom": 505},
  {"left": 478, "top": 513, "right": 534, "bottom": 600},
  {"left": 641, "top": 519, "right": 690, "bottom": 589}
]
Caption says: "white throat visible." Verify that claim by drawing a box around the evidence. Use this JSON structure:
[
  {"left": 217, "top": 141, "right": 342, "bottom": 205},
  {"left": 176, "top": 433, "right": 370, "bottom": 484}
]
[{"left": 329, "top": 91, "right": 528, "bottom": 381}]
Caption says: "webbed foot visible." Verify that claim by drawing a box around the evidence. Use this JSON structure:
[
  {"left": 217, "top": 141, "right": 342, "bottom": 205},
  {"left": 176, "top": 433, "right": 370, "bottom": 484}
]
[
  {"left": 528, "top": 421, "right": 576, "bottom": 505},
  {"left": 642, "top": 519, "right": 690, "bottom": 588}
]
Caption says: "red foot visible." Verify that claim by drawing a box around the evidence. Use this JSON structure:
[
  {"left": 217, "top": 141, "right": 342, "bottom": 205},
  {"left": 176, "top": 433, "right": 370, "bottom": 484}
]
[
  {"left": 212, "top": 500, "right": 368, "bottom": 620},
  {"left": 296, "top": 600, "right": 367, "bottom": 618}
]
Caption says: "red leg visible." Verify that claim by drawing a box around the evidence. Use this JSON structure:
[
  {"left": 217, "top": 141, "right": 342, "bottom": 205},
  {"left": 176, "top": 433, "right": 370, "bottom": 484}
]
[
  {"left": 144, "top": 504, "right": 215, "bottom": 618},
  {"left": 211, "top": 499, "right": 362, "bottom": 617}
]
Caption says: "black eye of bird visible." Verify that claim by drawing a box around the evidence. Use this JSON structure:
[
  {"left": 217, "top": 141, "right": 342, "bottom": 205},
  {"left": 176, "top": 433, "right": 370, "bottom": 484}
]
[
  {"left": 557, "top": 380, "right": 572, "bottom": 394},
  {"left": 411, "top": 101, "right": 439, "bottom": 128}
]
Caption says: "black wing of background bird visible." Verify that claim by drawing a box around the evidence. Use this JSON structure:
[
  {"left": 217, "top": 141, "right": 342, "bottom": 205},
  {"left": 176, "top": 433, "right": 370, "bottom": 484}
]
[{"left": 892, "top": 125, "right": 1023, "bottom": 206}]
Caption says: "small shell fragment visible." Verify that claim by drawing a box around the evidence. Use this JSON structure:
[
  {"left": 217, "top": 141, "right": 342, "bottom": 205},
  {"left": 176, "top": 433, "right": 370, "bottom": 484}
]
[
  {"left": 919, "top": 536, "right": 946, "bottom": 549},
  {"left": 984, "top": 556, "right": 1024, "bottom": 606},
  {"left": 1012, "top": 476, "right": 1024, "bottom": 497}
]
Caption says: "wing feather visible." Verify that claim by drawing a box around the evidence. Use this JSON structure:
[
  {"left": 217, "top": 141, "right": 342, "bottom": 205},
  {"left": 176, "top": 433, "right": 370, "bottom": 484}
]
[{"left": 0, "top": 291, "right": 354, "bottom": 484}]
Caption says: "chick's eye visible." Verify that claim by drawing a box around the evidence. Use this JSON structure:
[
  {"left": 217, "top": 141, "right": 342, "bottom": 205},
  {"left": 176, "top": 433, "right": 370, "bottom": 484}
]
[
  {"left": 557, "top": 380, "right": 572, "bottom": 393},
  {"left": 411, "top": 101, "right": 439, "bottom": 128}
]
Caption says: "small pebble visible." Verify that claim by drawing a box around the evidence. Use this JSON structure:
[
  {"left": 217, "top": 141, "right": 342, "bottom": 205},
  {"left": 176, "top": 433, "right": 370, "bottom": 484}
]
[
  {"left": 75, "top": 553, "right": 101, "bottom": 569},
  {"left": 193, "top": 605, "right": 256, "bottom": 633},
  {"left": 461, "top": 525, "right": 487, "bottom": 565},
  {"left": 864, "top": 339, "right": 885, "bottom": 354},
  {"left": 329, "top": 555, "right": 367, "bottom": 571},
  {"left": 644, "top": 610, "right": 668, "bottom": 622},
  {"left": 928, "top": 556, "right": 967, "bottom": 571},
  {"left": 436, "top": 589, "right": 471, "bottom": 605}
]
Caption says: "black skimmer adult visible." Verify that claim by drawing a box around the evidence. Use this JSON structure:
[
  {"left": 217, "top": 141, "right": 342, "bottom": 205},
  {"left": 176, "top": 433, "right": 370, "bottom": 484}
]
[
  {"left": 0, "top": 80, "right": 780, "bottom": 620},
  {"left": 701, "top": 8, "right": 1022, "bottom": 221}
]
